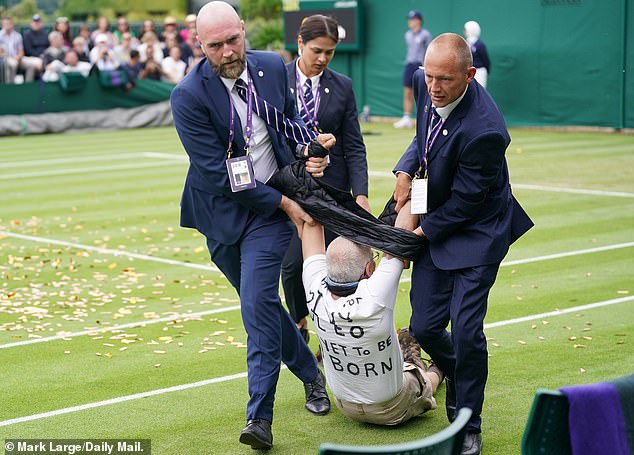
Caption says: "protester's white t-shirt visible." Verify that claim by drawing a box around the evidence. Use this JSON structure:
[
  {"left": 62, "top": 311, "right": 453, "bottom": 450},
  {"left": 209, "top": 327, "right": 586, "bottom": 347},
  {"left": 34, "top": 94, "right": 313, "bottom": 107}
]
[{"left": 303, "top": 254, "right": 405, "bottom": 404}]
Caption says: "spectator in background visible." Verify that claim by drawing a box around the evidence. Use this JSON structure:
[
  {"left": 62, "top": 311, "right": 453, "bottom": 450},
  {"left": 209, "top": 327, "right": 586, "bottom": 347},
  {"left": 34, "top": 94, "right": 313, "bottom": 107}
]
[
  {"left": 114, "top": 16, "right": 136, "bottom": 45},
  {"left": 41, "top": 31, "right": 66, "bottom": 68},
  {"left": 179, "top": 14, "right": 197, "bottom": 42},
  {"left": 162, "top": 31, "right": 178, "bottom": 58},
  {"left": 54, "top": 17, "right": 72, "bottom": 50},
  {"left": 394, "top": 10, "right": 432, "bottom": 129},
  {"left": 463, "top": 21, "right": 490, "bottom": 89},
  {"left": 1, "top": 15, "right": 39, "bottom": 83},
  {"left": 137, "top": 31, "right": 163, "bottom": 63},
  {"left": 179, "top": 24, "right": 196, "bottom": 66},
  {"left": 113, "top": 32, "right": 134, "bottom": 66},
  {"left": 137, "top": 19, "right": 156, "bottom": 43},
  {"left": 89, "top": 33, "right": 115, "bottom": 66},
  {"left": 78, "top": 24, "right": 93, "bottom": 51},
  {"left": 22, "top": 14, "right": 48, "bottom": 77},
  {"left": 91, "top": 16, "right": 115, "bottom": 49},
  {"left": 139, "top": 45, "right": 164, "bottom": 80},
  {"left": 160, "top": 16, "right": 181, "bottom": 44},
  {"left": 186, "top": 41, "right": 204, "bottom": 73},
  {"left": 72, "top": 36, "right": 90, "bottom": 62},
  {"left": 161, "top": 45, "right": 186, "bottom": 83},
  {"left": 121, "top": 48, "right": 142, "bottom": 82},
  {"left": 42, "top": 49, "right": 91, "bottom": 81}
]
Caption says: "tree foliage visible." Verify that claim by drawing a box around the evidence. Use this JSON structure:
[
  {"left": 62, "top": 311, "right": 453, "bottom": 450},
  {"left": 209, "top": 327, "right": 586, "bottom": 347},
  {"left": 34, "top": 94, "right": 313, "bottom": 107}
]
[{"left": 240, "top": 0, "right": 282, "bottom": 20}]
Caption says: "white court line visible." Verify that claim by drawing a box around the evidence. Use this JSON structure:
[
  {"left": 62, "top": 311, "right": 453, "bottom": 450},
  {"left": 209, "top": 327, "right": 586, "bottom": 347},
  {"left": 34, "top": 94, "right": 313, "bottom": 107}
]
[
  {"left": 142, "top": 152, "right": 186, "bottom": 160},
  {"left": 1, "top": 238, "right": 631, "bottom": 349},
  {"left": 398, "top": 241, "right": 634, "bottom": 283},
  {"left": 484, "top": 296, "right": 634, "bottom": 329},
  {"left": 0, "top": 161, "right": 177, "bottom": 180},
  {"left": 3, "top": 153, "right": 146, "bottom": 169},
  {"left": 0, "top": 372, "right": 249, "bottom": 427},
  {"left": 1, "top": 295, "right": 632, "bottom": 427},
  {"left": 3, "top": 231, "right": 633, "bottom": 285},
  {"left": 512, "top": 183, "right": 634, "bottom": 198},
  {"left": 368, "top": 170, "right": 634, "bottom": 198},
  {"left": 0, "top": 231, "right": 220, "bottom": 273},
  {"left": 0, "top": 305, "right": 241, "bottom": 349}
]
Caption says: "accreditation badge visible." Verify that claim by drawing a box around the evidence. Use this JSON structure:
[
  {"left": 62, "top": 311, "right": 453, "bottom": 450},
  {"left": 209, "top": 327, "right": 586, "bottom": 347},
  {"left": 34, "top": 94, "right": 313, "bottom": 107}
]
[
  {"left": 226, "top": 155, "right": 256, "bottom": 192},
  {"left": 410, "top": 178, "right": 428, "bottom": 214}
]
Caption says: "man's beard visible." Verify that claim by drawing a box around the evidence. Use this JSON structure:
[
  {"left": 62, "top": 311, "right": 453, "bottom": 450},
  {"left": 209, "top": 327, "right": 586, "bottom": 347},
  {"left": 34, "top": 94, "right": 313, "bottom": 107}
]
[{"left": 211, "top": 53, "right": 246, "bottom": 79}]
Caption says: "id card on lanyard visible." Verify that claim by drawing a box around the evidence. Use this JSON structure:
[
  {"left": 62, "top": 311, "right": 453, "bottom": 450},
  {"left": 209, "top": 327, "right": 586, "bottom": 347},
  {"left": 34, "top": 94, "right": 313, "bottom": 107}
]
[
  {"left": 412, "top": 106, "right": 444, "bottom": 214},
  {"left": 226, "top": 72, "right": 256, "bottom": 192}
]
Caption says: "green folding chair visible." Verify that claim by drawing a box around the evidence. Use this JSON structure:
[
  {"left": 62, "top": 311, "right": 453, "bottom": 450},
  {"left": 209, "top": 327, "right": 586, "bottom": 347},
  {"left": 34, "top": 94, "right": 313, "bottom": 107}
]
[
  {"left": 521, "top": 389, "right": 572, "bottom": 455},
  {"left": 318, "top": 408, "right": 472, "bottom": 455}
]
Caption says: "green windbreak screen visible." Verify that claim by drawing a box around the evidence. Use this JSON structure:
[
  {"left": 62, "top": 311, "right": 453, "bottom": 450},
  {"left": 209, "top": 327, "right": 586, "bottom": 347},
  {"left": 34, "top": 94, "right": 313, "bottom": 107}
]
[
  {"left": 0, "top": 74, "right": 173, "bottom": 116},
  {"left": 326, "top": 0, "right": 632, "bottom": 128}
]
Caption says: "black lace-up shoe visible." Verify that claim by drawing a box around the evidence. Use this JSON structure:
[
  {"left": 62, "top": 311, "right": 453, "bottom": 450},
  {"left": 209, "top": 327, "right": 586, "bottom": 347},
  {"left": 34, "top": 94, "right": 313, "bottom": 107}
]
[
  {"left": 239, "top": 419, "right": 272, "bottom": 450},
  {"left": 304, "top": 369, "right": 330, "bottom": 415}
]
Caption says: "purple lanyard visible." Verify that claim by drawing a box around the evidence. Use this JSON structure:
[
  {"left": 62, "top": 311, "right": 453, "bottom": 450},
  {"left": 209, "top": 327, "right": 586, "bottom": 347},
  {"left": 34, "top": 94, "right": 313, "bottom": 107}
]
[
  {"left": 418, "top": 107, "right": 444, "bottom": 178},
  {"left": 226, "top": 72, "right": 254, "bottom": 157},
  {"left": 295, "top": 71, "right": 322, "bottom": 132}
]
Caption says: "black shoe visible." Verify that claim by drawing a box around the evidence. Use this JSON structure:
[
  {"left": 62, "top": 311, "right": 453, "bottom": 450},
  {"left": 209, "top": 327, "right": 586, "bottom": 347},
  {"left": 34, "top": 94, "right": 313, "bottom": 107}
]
[
  {"left": 445, "top": 377, "right": 457, "bottom": 423},
  {"left": 239, "top": 419, "right": 272, "bottom": 450},
  {"left": 461, "top": 432, "right": 482, "bottom": 455},
  {"left": 304, "top": 369, "right": 330, "bottom": 415}
]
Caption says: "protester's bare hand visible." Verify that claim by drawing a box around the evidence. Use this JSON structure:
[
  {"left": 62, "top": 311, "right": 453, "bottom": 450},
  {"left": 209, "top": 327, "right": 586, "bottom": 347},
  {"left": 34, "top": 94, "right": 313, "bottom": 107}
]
[
  {"left": 305, "top": 156, "right": 328, "bottom": 178},
  {"left": 316, "top": 133, "right": 336, "bottom": 150},
  {"left": 279, "top": 196, "right": 314, "bottom": 236},
  {"left": 395, "top": 200, "right": 419, "bottom": 231},
  {"left": 394, "top": 173, "right": 412, "bottom": 212},
  {"left": 355, "top": 195, "right": 371, "bottom": 212}
]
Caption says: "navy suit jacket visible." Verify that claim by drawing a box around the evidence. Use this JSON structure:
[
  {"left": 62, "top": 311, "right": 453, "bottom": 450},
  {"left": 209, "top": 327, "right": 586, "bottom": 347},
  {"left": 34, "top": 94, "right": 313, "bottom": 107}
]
[
  {"left": 286, "top": 61, "right": 368, "bottom": 197},
  {"left": 171, "top": 51, "right": 301, "bottom": 245},
  {"left": 394, "top": 69, "right": 533, "bottom": 270}
]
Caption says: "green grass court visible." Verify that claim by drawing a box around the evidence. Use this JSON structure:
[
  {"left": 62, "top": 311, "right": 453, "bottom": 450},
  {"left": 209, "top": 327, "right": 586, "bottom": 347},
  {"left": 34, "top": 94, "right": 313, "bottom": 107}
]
[{"left": 1, "top": 124, "right": 633, "bottom": 454}]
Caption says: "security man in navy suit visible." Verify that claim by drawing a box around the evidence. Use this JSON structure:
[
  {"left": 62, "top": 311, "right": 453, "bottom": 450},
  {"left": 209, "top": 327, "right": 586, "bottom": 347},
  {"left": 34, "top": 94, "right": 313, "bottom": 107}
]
[
  {"left": 170, "top": 2, "right": 335, "bottom": 450},
  {"left": 393, "top": 33, "right": 533, "bottom": 455},
  {"left": 282, "top": 14, "right": 370, "bottom": 341}
]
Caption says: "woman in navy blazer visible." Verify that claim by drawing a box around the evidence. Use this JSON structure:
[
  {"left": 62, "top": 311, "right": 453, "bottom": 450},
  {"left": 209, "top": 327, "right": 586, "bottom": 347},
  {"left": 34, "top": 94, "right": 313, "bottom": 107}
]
[{"left": 282, "top": 14, "right": 370, "bottom": 341}]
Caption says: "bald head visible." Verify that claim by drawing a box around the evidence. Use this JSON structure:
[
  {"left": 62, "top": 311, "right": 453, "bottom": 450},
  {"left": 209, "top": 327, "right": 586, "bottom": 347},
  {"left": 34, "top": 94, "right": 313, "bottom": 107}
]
[
  {"left": 196, "top": 1, "right": 241, "bottom": 37},
  {"left": 326, "top": 237, "right": 372, "bottom": 283},
  {"left": 426, "top": 33, "right": 473, "bottom": 72},
  {"left": 423, "top": 33, "right": 476, "bottom": 107},
  {"left": 196, "top": 1, "right": 246, "bottom": 78}
]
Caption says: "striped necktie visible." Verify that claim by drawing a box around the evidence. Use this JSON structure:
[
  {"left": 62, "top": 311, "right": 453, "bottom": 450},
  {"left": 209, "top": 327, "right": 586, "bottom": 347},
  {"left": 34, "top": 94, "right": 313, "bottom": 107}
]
[
  {"left": 430, "top": 107, "right": 441, "bottom": 131},
  {"left": 234, "top": 78, "right": 317, "bottom": 145},
  {"left": 300, "top": 79, "right": 315, "bottom": 127}
]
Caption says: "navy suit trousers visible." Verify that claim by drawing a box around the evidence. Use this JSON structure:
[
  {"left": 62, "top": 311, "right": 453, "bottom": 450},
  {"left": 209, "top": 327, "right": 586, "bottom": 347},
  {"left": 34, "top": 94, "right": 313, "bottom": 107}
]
[
  {"left": 409, "top": 245, "right": 499, "bottom": 433},
  {"left": 206, "top": 211, "right": 319, "bottom": 422}
]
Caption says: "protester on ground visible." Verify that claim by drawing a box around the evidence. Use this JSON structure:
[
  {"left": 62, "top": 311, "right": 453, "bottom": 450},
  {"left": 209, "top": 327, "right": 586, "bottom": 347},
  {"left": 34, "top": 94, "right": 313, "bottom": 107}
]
[{"left": 300, "top": 203, "right": 443, "bottom": 425}]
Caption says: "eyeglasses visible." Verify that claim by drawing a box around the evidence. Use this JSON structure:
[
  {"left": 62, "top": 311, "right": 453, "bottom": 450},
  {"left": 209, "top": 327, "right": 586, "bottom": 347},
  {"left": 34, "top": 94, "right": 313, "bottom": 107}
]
[{"left": 371, "top": 251, "right": 380, "bottom": 263}]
